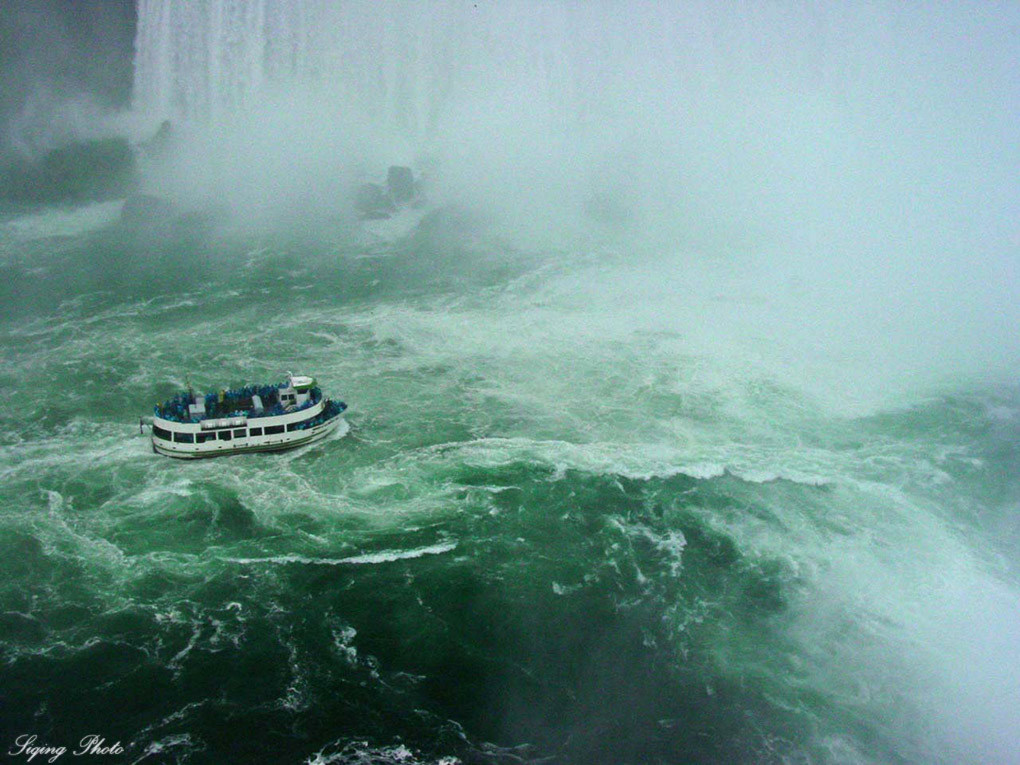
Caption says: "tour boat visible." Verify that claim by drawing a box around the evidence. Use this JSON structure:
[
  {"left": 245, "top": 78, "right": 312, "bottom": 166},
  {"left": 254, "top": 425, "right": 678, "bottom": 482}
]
[{"left": 150, "top": 373, "right": 346, "bottom": 459}]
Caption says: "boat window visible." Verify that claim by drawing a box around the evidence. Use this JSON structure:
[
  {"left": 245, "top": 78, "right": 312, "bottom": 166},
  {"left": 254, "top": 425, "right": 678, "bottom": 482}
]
[
  {"left": 233, "top": 429, "right": 245, "bottom": 438},
  {"left": 218, "top": 430, "right": 232, "bottom": 441},
  {"left": 264, "top": 425, "right": 284, "bottom": 435},
  {"left": 174, "top": 432, "right": 195, "bottom": 443},
  {"left": 249, "top": 427, "right": 262, "bottom": 436},
  {"left": 152, "top": 424, "right": 173, "bottom": 441},
  {"left": 195, "top": 433, "right": 211, "bottom": 443}
]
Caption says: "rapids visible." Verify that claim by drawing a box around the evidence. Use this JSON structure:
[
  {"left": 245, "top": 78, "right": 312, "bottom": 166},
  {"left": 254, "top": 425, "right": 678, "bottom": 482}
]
[{"left": 2, "top": 3, "right": 1019, "bottom": 764}]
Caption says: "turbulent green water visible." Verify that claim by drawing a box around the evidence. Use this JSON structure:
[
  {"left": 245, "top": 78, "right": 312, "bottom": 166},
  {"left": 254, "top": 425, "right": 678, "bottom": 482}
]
[{"left": 0, "top": 204, "right": 1018, "bottom": 764}]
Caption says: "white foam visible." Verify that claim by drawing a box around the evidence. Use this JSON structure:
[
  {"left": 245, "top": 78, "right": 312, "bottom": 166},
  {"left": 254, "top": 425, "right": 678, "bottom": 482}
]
[
  {"left": 228, "top": 541, "right": 457, "bottom": 567},
  {"left": 305, "top": 740, "right": 457, "bottom": 765},
  {"left": 1, "top": 200, "right": 124, "bottom": 241},
  {"left": 134, "top": 733, "right": 194, "bottom": 761}
]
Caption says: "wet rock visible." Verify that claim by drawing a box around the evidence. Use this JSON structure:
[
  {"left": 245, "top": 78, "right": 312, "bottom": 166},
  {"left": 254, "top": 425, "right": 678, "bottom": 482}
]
[
  {"left": 386, "top": 165, "right": 415, "bottom": 205},
  {"left": 1, "top": 137, "right": 137, "bottom": 205},
  {"left": 355, "top": 182, "right": 395, "bottom": 220},
  {"left": 138, "top": 119, "right": 176, "bottom": 160}
]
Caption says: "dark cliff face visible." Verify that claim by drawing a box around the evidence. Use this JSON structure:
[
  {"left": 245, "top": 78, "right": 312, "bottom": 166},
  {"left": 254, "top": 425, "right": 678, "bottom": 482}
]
[{"left": 0, "top": 0, "right": 136, "bottom": 154}]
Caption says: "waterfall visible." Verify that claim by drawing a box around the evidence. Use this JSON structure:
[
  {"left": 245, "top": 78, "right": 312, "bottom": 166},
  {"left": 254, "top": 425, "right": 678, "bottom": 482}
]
[
  {"left": 136, "top": 1, "right": 555, "bottom": 143},
  {"left": 130, "top": 1, "right": 725, "bottom": 149}
]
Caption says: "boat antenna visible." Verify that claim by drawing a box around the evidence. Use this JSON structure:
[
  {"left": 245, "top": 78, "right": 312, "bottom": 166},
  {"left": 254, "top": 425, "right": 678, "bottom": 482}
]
[{"left": 186, "top": 373, "right": 194, "bottom": 400}]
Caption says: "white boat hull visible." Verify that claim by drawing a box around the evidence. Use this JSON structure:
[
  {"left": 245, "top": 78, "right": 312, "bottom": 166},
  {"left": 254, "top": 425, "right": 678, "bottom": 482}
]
[{"left": 151, "top": 405, "right": 345, "bottom": 459}]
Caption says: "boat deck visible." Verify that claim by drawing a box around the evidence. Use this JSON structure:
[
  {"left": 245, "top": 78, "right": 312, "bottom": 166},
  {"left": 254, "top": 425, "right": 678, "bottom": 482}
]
[{"left": 155, "top": 383, "right": 322, "bottom": 424}]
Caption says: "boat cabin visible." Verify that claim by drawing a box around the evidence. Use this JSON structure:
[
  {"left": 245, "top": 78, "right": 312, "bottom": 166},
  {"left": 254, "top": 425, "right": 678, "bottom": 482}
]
[{"left": 150, "top": 373, "right": 345, "bottom": 459}]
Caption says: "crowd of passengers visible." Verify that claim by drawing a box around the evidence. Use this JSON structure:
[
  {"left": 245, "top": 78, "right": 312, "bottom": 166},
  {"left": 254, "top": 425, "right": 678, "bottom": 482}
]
[{"left": 155, "top": 383, "right": 322, "bottom": 423}]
